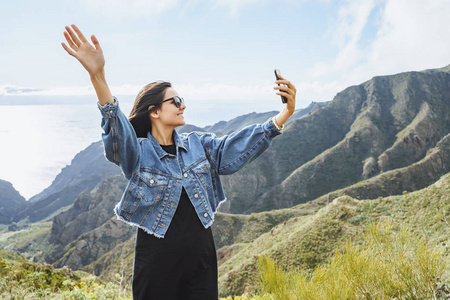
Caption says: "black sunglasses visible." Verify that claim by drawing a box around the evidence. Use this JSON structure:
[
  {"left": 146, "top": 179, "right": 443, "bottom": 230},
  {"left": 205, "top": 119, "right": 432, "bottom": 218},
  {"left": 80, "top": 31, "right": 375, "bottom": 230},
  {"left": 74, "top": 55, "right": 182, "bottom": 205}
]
[{"left": 161, "top": 96, "right": 185, "bottom": 108}]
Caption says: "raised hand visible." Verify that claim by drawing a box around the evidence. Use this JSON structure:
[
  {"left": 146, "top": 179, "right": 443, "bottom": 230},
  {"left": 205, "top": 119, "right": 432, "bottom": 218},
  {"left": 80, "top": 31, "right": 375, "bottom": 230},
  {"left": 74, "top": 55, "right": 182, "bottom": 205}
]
[
  {"left": 61, "top": 24, "right": 105, "bottom": 77},
  {"left": 273, "top": 72, "right": 296, "bottom": 115},
  {"left": 273, "top": 73, "right": 296, "bottom": 128}
]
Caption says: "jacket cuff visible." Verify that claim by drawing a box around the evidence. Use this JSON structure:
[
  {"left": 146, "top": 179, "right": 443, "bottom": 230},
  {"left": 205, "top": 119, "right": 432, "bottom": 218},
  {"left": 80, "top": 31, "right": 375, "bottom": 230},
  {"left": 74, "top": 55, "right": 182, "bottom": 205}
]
[
  {"left": 97, "top": 96, "right": 120, "bottom": 118},
  {"left": 262, "top": 117, "right": 283, "bottom": 139}
]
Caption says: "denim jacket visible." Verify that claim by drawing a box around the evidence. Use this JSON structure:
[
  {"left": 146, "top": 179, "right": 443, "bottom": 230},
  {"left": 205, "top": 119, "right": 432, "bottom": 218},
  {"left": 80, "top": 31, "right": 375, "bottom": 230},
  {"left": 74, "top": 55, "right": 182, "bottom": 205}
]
[{"left": 98, "top": 97, "right": 282, "bottom": 238}]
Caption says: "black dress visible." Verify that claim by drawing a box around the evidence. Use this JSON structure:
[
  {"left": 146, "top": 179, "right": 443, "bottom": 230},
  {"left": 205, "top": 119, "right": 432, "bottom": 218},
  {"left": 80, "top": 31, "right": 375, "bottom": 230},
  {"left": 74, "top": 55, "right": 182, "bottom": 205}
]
[{"left": 132, "top": 144, "right": 218, "bottom": 300}]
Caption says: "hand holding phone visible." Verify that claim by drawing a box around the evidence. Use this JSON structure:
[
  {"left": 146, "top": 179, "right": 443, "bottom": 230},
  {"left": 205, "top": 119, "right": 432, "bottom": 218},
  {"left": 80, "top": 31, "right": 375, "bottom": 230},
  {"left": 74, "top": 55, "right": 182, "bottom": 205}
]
[{"left": 274, "top": 69, "right": 288, "bottom": 103}]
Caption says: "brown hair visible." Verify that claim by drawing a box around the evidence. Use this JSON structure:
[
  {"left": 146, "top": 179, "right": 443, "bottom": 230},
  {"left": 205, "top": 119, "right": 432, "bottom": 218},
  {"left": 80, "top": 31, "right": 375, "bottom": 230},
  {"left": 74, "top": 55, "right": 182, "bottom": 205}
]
[{"left": 128, "top": 81, "right": 172, "bottom": 138}]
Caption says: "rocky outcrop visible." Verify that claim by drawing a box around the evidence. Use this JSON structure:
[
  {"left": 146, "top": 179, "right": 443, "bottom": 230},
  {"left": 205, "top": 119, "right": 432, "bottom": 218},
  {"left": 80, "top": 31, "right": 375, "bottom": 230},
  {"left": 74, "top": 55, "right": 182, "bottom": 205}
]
[
  {"left": 53, "top": 218, "right": 135, "bottom": 270},
  {"left": 313, "top": 132, "right": 450, "bottom": 203},
  {"left": 44, "top": 174, "right": 129, "bottom": 268}
]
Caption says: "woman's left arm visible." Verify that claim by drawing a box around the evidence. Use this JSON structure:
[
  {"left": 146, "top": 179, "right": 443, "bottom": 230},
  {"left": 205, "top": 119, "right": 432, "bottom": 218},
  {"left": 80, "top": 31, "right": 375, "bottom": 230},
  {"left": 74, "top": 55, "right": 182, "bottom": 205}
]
[{"left": 200, "top": 75, "right": 296, "bottom": 175}]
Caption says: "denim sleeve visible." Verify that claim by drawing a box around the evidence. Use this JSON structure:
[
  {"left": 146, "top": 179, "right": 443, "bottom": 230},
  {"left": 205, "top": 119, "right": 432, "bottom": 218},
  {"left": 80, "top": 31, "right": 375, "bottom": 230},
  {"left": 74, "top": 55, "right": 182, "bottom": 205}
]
[
  {"left": 201, "top": 117, "right": 282, "bottom": 175},
  {"left": 98, "top": 97, "right": 140, "bottom": 179}
]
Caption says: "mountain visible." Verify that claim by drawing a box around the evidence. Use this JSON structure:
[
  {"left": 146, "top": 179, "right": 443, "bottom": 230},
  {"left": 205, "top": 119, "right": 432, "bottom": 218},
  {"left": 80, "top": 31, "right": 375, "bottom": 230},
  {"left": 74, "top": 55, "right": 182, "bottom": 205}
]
[
  {"left": 178, "top": 102, "right": 326, "bottom": 136},
  {"left": 43, "top": 174, "right": 132, "bottom": 270},
  {"left": 13, "top": 141, "right": 122, "bottom": 223},
  {"left": 204, "top": 111, "right": 279, "bottom": 136},
  {"left": 220, "top": 66, "right": 450, "bottom": 214},
  {"left": 0, "top": 180, "right": 26, "bottom": 224}
]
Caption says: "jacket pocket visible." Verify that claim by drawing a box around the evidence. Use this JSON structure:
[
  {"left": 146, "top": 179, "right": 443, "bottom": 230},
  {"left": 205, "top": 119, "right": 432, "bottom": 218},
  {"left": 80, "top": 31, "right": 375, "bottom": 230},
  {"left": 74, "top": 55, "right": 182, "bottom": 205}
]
[
  {"left": 119, "top": 172, "right": 168, "bottom": 223},
  {"left": 192, "top": 159, "right": 212, "bottom": 189},
  {"left": 135, "top": 171, "right": 169, "bottom": 203}
]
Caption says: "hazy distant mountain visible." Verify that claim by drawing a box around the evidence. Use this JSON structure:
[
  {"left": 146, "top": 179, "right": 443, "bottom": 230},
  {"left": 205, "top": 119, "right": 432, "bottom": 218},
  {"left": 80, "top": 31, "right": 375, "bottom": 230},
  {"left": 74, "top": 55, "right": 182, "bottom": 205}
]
[
  {"left": 178, "top": 101, "right": 326, "bottom": 136},
  {"left": 0, "top": 180, "right": 26, "bottom": 224},
  {"left": 204, "top": 111, "right": 279, "bottom": 136}
]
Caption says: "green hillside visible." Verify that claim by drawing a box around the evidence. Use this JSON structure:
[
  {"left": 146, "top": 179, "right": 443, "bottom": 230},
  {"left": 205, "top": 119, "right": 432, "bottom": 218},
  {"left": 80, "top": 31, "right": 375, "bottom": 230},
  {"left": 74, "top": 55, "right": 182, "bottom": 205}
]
[{"left": 216, "top": 172, "right": 450, "bottom": 295}]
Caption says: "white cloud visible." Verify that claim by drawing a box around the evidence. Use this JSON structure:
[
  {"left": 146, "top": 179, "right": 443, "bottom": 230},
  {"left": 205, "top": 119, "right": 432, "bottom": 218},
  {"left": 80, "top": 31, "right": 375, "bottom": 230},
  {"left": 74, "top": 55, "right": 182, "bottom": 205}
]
[
  {"left": 78, "top": 0, "right": 179, "bottom": 19},
  {"left": 311, "top": 0, "right": 379, "bottom": 80},
  {"left": 175, "top": 82, "right": 272, "bottom": 100},
  {"left": 366, "top": 0, "right": 450, "bottom": 75},
  {"left": 0, "top": 82, "right": 275, "bottom": 100},
  {"left": 0, "top": 84, "right": 95, "bottom": 96},
  {"left": 212, "top": 0, "right": 268, "bottom": 16},
  {"left": 309, "top": 0, "right": 450, "bottom": 93}
]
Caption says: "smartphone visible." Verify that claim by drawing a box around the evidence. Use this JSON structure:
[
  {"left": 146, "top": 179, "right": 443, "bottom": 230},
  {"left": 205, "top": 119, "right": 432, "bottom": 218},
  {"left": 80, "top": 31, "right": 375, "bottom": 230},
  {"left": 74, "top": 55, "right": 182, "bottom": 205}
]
[{"left": 274, "top": 69, "right": 288, "bottom": 103}]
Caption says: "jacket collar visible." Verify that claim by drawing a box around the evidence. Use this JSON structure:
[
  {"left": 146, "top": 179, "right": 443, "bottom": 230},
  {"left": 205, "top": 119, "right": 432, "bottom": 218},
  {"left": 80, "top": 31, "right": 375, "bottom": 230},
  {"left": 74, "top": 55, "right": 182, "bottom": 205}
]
[{"left": 147, "top": 129, "right": 187, "bottom": 159}]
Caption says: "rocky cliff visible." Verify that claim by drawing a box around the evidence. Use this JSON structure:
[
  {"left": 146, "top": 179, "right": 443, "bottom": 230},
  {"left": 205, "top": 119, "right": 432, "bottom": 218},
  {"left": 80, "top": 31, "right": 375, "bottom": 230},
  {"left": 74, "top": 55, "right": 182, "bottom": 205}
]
[
  {"left": 43, "top": 174, "right": 132, "bottom": 270},
  {"left": 0, "top": 180, "right": 26, "bottom": 224}
]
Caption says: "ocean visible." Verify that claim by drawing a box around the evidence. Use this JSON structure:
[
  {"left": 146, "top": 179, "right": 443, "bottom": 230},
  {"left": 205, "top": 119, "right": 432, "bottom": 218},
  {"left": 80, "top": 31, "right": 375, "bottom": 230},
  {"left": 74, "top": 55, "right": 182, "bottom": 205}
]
[
  {"left": 0, "top": 96, "right": 281, "bottom": 199},
  {"left": 0, "top": 102, "right": 130, "bottom": 199}
]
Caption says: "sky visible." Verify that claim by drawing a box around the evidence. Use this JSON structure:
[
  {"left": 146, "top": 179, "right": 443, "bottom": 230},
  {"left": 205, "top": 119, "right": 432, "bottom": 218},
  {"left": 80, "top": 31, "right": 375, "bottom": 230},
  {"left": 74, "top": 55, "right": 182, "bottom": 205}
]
[
  {"left": 1, "top": 0, "right": 450, "bottom": 199},
  {"left": 1, "top": 0, "right": 450, "bottom": 107}
]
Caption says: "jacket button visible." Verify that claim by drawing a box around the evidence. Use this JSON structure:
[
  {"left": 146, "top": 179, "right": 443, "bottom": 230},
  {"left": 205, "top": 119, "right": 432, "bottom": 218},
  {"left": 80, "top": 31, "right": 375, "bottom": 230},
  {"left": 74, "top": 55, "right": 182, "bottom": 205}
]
[
  {"left": 183, "top": 173, "right": 188, "bottom": 178},
  {"left": 150, "top": 179, "right": 154, "bottom": 184},
  {"left": 204, "top": 213, "right": 208, "bottom": 218},
  {"left": 194, "top": 194, "right": 199, "bottom": 198}
]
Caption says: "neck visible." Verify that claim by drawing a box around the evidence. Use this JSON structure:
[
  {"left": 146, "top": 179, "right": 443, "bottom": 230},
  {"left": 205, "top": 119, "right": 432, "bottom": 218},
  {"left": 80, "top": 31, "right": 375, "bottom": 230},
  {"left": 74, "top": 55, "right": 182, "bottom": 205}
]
[{"left": 151, "top": 123, "right": 175, "bottom": 145}]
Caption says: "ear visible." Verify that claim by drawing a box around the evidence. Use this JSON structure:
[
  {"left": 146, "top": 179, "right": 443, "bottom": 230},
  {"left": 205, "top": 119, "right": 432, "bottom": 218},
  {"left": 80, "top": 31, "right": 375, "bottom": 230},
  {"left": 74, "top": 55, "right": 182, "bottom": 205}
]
[{"left": 148, "top": 105, "right": 160, "bottom": 120}]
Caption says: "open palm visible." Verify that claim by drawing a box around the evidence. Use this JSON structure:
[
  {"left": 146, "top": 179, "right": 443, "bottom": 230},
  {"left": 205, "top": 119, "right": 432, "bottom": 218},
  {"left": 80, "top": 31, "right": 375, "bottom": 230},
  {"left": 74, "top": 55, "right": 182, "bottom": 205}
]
[{"left": 61, "top": 24, "right": 105, "bottom": 76}]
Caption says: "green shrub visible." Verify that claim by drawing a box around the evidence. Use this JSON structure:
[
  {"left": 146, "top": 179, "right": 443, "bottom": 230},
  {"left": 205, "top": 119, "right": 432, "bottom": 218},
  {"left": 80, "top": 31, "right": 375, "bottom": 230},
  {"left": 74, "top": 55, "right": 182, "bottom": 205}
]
[
  {"left": 0, "top": 248, "right": 132, "bottom": 299},
  {"left": 254, "top": 221, "right": 447, "bottom": 300}
]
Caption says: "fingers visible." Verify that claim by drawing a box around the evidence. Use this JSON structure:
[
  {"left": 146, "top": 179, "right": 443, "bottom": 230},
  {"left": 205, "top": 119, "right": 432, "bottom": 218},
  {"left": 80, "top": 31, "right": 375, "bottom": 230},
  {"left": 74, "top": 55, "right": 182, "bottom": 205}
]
[
  {"left": 71, "top": 24, "right": 88, "bottom": 43},
  {"left": 274, "top": 75, "right": 297, "bottom": 111},
  {"left": 275, "top": 78, "right": 296, "bottom": 92},
  {"left": 63, "top": 30, "right": 78, "bottom": 51},
  {"left": 91, "top": 35, "right": 102, "bottom": 51},
  {"left": 276, "top": 91, "right": 294, "bottom": 105},
  {"left": 64, "top": 25, "right": 82, "bottom": 48},
  {"left": 274, "top": 84, "right": 295, "bottom": 96},
  {"left": 61, "top": 42, "right": 77, "bottom": 57}
]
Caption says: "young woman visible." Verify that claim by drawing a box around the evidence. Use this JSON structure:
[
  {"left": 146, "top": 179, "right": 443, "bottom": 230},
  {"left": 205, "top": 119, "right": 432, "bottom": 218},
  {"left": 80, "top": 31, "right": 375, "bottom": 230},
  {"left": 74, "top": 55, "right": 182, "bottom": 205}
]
[{"left": 62, "top": 24, "right": 296, "bottom": 300}]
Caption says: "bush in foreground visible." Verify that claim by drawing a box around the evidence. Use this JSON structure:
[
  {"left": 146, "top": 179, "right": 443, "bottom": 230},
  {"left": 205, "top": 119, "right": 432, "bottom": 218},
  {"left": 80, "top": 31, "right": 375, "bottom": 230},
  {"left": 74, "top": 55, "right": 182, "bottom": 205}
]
[
  {"left": 253, "top": 221, "right": 449, "bottom": 300},
  {"left": 0, "top": 249, "right": 132, "bottom": 299}
]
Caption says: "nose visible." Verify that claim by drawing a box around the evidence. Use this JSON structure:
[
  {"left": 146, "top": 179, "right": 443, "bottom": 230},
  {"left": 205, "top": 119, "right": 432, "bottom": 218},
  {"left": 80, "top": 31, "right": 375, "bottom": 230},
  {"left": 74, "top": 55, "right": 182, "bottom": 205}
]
[{"left": 180, "top": 103, "right": 186, "bottom": 110}]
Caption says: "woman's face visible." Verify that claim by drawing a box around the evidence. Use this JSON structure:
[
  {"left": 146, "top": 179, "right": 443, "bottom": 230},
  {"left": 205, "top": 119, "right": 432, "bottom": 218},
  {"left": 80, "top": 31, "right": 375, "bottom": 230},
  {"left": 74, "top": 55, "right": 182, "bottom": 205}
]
[{"left": 154, "top": 87, "right": 186, "bottom": 127}]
